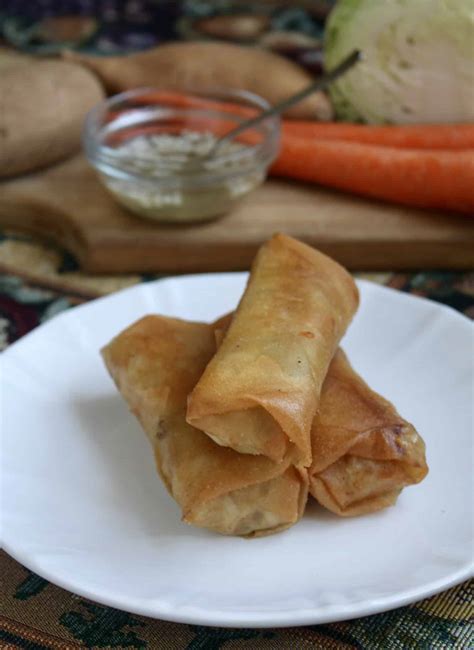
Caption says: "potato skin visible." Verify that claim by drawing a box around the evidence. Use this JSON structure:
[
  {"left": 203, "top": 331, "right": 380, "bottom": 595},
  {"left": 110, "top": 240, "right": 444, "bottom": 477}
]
[
  {"left": 0, "top": 59, "right": 104, "bottom": 177},
  {"left": 66, "top": 41, "right": 333, "bottom": 121}
]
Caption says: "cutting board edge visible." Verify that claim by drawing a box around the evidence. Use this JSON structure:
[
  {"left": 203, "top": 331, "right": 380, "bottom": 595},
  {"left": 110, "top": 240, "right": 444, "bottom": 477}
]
[
  {"left": 1, "top": 194, "right": 473, "bottom": 273},
  {"left": 82, "top": 238, "right": 474, "bottom": 273},
  {"left": 0, "top": 202, "right": 90, "bottom": 267}
]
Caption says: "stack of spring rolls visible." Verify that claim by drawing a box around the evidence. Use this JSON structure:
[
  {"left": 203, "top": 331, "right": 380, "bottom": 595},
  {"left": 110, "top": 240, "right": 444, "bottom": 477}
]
[{"left": 102, "top": 234, "right": 428, "bottom": 537}]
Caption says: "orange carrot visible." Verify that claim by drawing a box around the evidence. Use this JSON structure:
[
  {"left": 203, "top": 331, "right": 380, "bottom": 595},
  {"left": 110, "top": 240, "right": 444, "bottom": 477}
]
[
  {"left": 283, "top": 122, "right": 474, "bottom": 150},
  {"left": 271, "top": 136, "right": 474, "bottom": 213},
  {"left": 101, "top": 90, "right": 474, "bottom": 212},
  {"left": 135, "top": 93, "right": 474, "bottom": 150},
  {"left": 109, "top": 91, "right": 474, "bottom": 150},
  {"left": 129, "top": 90, "right": 258, "bottom": 119},
  {"left": 104, "top": 110, "right": 262, "bottom": 144}
]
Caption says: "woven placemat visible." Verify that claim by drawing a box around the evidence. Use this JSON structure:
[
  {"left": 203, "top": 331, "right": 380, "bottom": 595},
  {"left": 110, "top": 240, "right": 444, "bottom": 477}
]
[{"left": 2, "top": 552, "right": 473, "bottom": 649}]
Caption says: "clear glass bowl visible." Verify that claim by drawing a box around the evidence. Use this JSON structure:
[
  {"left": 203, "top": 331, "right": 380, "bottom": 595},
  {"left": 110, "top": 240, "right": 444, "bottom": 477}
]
[{"left": 83, "top": 87, "right": 280, "bottom": 223}]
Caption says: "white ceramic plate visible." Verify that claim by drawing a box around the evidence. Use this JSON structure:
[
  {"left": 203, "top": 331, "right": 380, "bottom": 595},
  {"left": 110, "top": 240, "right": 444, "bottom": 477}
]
[{"left": 2, "top": 275, "right": 473, "bottom": 628}]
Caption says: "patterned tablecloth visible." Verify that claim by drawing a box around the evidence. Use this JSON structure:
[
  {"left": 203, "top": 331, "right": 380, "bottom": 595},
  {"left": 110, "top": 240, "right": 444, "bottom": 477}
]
[
  {"left": 1, "top": 234, "right": 473, "bottom": 650},
  {"left": 1, "top": 2, "right": 473, "bottom": 647}
]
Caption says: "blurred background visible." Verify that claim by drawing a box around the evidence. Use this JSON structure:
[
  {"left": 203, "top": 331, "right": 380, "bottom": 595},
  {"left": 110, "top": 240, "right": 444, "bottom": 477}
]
[{"left": 0, "top": 0, "right": 333, "bottom": 65}]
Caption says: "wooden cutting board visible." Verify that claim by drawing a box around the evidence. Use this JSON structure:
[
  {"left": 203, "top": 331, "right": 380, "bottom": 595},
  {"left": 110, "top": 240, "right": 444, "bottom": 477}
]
[{"left": 0, "top": 154, "right": 472, "bottom": 272}]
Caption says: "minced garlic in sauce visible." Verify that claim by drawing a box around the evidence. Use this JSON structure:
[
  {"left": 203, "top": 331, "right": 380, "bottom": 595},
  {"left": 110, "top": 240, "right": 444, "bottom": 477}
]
[{"left": 102, "top": 131, "right": 264, "bottom": 222}]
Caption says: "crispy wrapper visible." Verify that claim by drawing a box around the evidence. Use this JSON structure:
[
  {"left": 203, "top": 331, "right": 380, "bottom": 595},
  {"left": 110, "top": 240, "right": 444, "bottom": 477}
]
[
  {"left": 101, "top": 315, "right": 308, "bottom": 537},
  {"left": 214, "top": 317, "right": 428, "bottom": 516},
  {"left": 186, "top": 234, "right": 359, "bottom": 466},
  {"left": 309, "top": 349, "right": 428, "bottom": 516}
]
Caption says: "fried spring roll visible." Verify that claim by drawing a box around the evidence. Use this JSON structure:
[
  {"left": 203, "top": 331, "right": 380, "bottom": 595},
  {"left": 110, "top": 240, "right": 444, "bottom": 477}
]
[
  {"left": 102, "top": 315, "right": 308, "bottom": 537},
  {"left": 187, "top": 234, "right": 359, "bottom": 466},
  {"left": 214, "top": 317, "right": 428, "bottom": 516},
  {"left": 309, "top": 349, "right": 428, "bottom": 516}
]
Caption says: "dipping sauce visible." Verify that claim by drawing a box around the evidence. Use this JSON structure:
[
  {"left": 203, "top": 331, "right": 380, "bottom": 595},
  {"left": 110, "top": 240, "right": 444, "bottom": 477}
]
[
  {"left": 83, "top": 87, "right": 280, "bottom": 224},
  {"left": 102, "top": 131, "right": 264, "bottom": 222}
]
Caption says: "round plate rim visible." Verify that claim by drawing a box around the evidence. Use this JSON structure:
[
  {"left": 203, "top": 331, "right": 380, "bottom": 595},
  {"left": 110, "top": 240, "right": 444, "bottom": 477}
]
[{"left": 2, "top": 274, "right": 473, "bottom": 627}]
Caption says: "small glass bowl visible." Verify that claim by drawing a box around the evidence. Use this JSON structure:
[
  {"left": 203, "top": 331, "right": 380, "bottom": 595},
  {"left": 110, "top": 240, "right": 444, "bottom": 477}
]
[{"left": 83, "top": 87, "right": 280, "bottom": 223}]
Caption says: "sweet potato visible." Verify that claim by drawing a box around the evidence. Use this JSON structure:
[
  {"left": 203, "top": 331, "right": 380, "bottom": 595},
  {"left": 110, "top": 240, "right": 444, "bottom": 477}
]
[
  {"left": 0, "top": 47, "right": 29, "bottom": 68},
  {"left": 64, "top": 41, "right": 333, "bottom": 120},
  {"left": 0, "top": 59, "right": 104, "bottom": 177}
]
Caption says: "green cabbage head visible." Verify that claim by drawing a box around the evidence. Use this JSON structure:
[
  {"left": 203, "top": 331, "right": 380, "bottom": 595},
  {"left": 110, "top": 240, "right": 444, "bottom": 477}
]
[{"left": 325, "top": 0, "right": 474, "bottom": 123}]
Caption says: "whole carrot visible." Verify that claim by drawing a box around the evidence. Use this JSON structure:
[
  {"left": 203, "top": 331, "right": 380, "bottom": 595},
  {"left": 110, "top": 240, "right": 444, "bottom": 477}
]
[
  {"left": 108, "top": 91, "right": 474, "bottom": 150},
  {"left": 271, "top": 137, "right": 474, "bottom": 213},
  {"left": 132, "top": 90, "right": 259, "bottom": 119},
  {"left": 282, "top": 122, "right": 474, "bottom": 150}
]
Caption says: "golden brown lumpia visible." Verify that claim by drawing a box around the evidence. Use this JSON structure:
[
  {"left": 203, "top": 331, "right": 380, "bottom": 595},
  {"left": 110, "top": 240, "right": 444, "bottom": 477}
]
[
  {"left": 186, "top": 234, "right": 359, "bottom": 466},
  {"left": 309, "top": 349, "right": 428, "bottom": 516},
  {"left": 101, "top": 315, "right": 308, "bottom": 537},
  {"left": 215, "top": 316, "right": 427, "bottom": 516}
]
